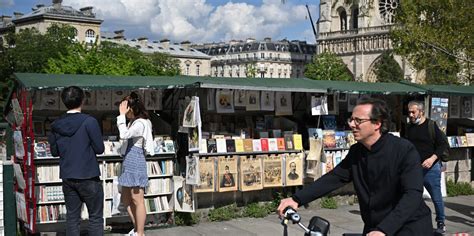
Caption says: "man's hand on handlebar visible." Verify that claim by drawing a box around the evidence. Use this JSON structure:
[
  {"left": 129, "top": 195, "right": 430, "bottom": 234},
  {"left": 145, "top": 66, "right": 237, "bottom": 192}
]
[
  {"left": 367, "top": 231, "right": 385, "bottom": 236},
  {"left": 277, "top": 197, "right": 299, "bottom": 217}
]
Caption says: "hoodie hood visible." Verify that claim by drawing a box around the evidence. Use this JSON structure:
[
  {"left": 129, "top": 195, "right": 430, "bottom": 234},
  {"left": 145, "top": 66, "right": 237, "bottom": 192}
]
[{"left": 51, "top": 113, "right": 89, "bottom": 137}]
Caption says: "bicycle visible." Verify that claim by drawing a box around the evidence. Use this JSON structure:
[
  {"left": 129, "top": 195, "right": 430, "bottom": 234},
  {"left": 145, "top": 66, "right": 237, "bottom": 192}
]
[{"left": 280, "top": 207, "right": 362, "bottom": 236}]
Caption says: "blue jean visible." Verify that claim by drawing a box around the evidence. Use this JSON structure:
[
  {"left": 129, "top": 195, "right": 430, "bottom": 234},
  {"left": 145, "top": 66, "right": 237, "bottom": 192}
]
[
  {"left": 62, "top": 177, "right": 104, "bottom": 236},
  {"left": 423, "top": 162, "right": 445, "bottom": 223}
]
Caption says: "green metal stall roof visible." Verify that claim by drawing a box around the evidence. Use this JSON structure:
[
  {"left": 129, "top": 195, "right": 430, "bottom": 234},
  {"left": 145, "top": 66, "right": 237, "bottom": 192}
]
[
  {"left": 310, "top": 80, "right": 427, "bottom": 95},
  {"left": 400, "top": 82, "right": 474, "bottom": 96},
  {"left": 14, "top": 73, "right": 327, "bottom": 93}
]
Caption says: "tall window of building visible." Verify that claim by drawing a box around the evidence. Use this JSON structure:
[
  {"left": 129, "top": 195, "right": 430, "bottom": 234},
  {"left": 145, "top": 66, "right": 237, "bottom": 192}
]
[
  {"left": 185, "top": 64, "right": 190, "bottom": 75},
  {"left": 196, "top": 64, "right": 200, "bottom": 76},
  {"left": 352, "top": 8, "right": 359, "bottom": 29},
  {"left": 72, "top": 28, "right": 78, "bottom": 41},
  {"left": 85, "top": 29, "right": 95, "bottom": 43},
  {"left": 254, "top": 53, "right": 257, "bottom": 59},
  {"left": 277, "top": 54, "right": 280, "bottom": 59},
  {"left": 269, "top": 53, "right": 272, "bottom": 59},
  {"left": 261, "top": 53, "right": 265, "bottom": 59},
  {"left": 339, "top": 10, "right": 347, "bottom": 31}
]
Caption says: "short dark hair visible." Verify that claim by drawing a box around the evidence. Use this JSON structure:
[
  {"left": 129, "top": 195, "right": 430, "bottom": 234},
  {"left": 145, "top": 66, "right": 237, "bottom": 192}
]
[
  {"left": 356, "top": 97, "right": 391, "bottom": 134},
  {"left": 61, "top": 86, "right": 84, "bottom": 110}
]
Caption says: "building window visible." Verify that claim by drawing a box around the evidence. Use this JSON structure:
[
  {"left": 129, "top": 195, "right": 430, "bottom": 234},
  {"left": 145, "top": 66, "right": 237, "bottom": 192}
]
[
  {"left": 352, "top": 8, "right": 359, "bottom": 29},
  {"left": 185, "top": 64, "right": 190, "bottom": 75},
  {"left": 261, "top": 53, "right": 265, "bottom": 59},
  {"left": 196, "top": 64, "right": 200, "bottom": 76},
  {"left": 277, "top": 54, "right": 280, "bottom": 59},
  {"left": 339, "top": 10, "right": 347, "bottom": 31},
  {"left": 254, "top": 53, "right": 257, "bottom": 59},
  {"left": 85, "top": 29, "right": 96, "bottom": 43},
  {"left": 269, "top": 53, "right": 272, "bottom": 59}
]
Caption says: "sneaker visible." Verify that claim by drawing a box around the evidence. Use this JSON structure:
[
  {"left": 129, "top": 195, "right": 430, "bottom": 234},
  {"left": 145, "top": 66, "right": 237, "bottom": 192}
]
[
  {"left": 127, "top": 229, "right": 136, "bottom": 236},
  {"left": 434, "top": 222, "right": 446, "bottom": 235}
]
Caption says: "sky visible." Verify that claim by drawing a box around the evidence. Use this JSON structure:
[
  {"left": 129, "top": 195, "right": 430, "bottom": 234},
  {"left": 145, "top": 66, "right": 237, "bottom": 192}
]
[{"left": 0, "top": 0, "right": 320, "bottom": 44}]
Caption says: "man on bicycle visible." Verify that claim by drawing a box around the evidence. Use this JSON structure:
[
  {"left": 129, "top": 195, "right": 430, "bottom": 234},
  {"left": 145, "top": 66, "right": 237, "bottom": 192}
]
[{"left": 278, "top": 98, "right": 432, "bottom": 236}]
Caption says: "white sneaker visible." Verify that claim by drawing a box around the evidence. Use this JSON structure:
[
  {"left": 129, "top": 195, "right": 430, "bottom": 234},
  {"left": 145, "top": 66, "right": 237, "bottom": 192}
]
[{"left": 127, "top": 229, "right": 136, "bottom": 236}]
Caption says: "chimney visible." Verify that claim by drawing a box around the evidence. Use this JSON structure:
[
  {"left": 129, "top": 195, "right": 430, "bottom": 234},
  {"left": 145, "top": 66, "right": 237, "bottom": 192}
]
[
  {"left": 181, "top": 40, "right": 191, "bottom": 50},
  {"left": 52, "top": 0, "right": 62, "bottom": 10},
  {"left": 246, "top": 37, "right": 256, "bottom": 43},
  {"left": 80, "top": 6, "right": 93, "bottom": 16},
  {"left": 160, "top": 39, "right": 170, "bottom": 49},
  {"left": 1, "top": 15, "right": 12, "bottom": 24},
  {"left": 264, "top": 37, "right": 272, "bottom": 43},
  {"left": 13, "top": 12, "right": 24, "bottom": 19},
  {"left": 138, "top": 37, "right": 148, "bottom": 45},
  {"left": 114, "top": 30, "right": 125, "bottom": 40}
]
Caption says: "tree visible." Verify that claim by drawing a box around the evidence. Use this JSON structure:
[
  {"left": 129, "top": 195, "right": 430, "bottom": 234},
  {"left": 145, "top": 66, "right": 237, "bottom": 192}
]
[
  {"left": 304, "top": 52, "right": 353, "bottom": 81},
  {"left": 245, "top": 63, "right": 257, "bottom": 78},
  {"left": 391, "top": 0, "right": 473, "bottom": 85},
  {"left": 373, "top": 51, "right": 404, "bottom": 82}
]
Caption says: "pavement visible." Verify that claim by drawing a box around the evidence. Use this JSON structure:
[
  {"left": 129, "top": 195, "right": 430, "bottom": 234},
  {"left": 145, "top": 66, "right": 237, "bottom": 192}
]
[{"left": 135, "top": 195, "right": 473, "bottom": 236}]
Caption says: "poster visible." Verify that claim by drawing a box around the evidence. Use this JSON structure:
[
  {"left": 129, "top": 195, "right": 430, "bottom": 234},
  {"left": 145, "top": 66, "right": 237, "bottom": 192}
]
[
  {"left": 311, "top": 96, "right": 328, "bottom": 115},
  {"left": 234, "top": 89, "right": 246, "bottom": 107},
  {"left": 260, "top": 91, "right": 275, "bottom": 111},
  {"left": 461, "top": 96, "right": 473, "bottom": 118},
  {"left": 41, "top": 90, "right": 60, "bottom": 110},
  {"left": 207, "top": 89, "right": 216, "bottom": 111},
  {"left": 183, "top": 97, "right": 198, "bottom": 127},
  {"left": 285, "top": 153, "right": 304, "bottom": 186},
  {"left": 275, "top": 92, "right": 292, "bottom": 116},
  {"left": 195, "top": 157, "right": 215, "bottom": 193},
  {"left": 240, "top": 155, "right": 263, "bottom": 191},
  {"left": 246, "top": 91, "right": 260, "bottom": 111},
  {"left": 448, "top": 96, "right": 460, "bottom": 118},
  {"left": 82, "top": 90, "right": 96, "bottom": 110},
  {"left": 430, "top": 97, "right": 449, "bottom": 133},
  {"left": 173, "top": 176, "right": 195, "bottom": 212},
  {"left": 144, "top": 89, "right": 163, "bottom": 110},
  {"left": 112, "top": 90, "right": 129, "bottom": 108},
  {"left": 218, "top": 156, "right": 238, "bottom": 192},
  {"left": 263, "top": 154, "right": 283, "bottom": 187},
  {"left": 96, "top": 90, "right": 112, "bottom": 110},
  {"left": 348, "top": 94, "right": 358, "bottom": 112},
  {"left": 186, "top": 155, "right": 199, "bottom": 185},
  {"left": 215, "top": 89, "right": 234, "bottom": 113},
  {"left": 11, "top": 98, "right": 23, "bottom": 126}
]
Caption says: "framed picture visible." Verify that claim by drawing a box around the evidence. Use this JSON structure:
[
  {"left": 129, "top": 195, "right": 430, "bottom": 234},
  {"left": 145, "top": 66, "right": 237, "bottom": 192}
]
[
  {"left": 41, "top": 90, "right": 60, "bottom": 110},
  {"left": 215, "top": 89, "right": 234, "bottom": 113},
  {"left": 337, "top": 93, "right": 347, "bottom": 102},
  {"left": 173, "top": 176, "right": 195, "bottom": 212},
  {"left": 240, "top": 155, "right": 263, "bottom": 191},
  {"left": 144, "top": 89, "right": 163, "bottom": 110},
  {"left": 285, "top": 153, "right": 304, "bottom": 186},
  {"left": 461, "top": 96, "right": 473, "bottom": 118},
  {"left": 260, "top": 91, "right": 275, "bottom": 111},
  {"left": 218, "top": 155, "right": 238, "bottom": 192},
  {"left": 234, "top": 89, "right": 246, "bottom": 107},
  {"left": 96, "top": 90, "right": 112, "bottom": 110},
  {"left": 246, "top": 91, "right": 260, "bottom": 111},
  {"left": 82, "top": 90, "right": 96, "bottom": 110},
  {"left": 195, "top": 157, "right": 216, "bottom": 193},
  {"left": 311, "top": 96, "right": 328, "bottom": 116},
  {"left": 275, "top": 92, "right": 292, "bottom": 116},
  {"left": 186, "top": 155, "right": 199, "bottom": 185},
  {"left": 347, "top": 94, "right": 358, "bottom": 112},
  {"left": 449, "top": 96, "right": 460, "bottom": 118},
  {"left": 112, "top": 90, "right": 129, "bottom": 108}
]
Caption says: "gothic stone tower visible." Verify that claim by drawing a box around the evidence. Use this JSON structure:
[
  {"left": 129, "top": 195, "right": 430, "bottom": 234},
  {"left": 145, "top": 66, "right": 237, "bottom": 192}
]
[{"left": 317, "top": 0, "right": 419, "bottom": 82}]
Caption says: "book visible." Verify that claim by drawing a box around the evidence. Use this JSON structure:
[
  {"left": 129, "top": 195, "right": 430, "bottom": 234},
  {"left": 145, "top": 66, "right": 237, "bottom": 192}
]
[
  {"left": 234, "top": 138, "right": 244, "bottom": 152},
  {"left": 259, "top": 131, "right": 269, "bottom": 138},
  {"left": 465, "top": 133, "right": 474, "bottom": 147},
  {"left": 261, "top": 138, "right": 269, "bottom": 151},
  {"left": 271, "top": 129, "right": 282, "bottom": 138},
  {"left": 322, "top": 130, "right": 336, "bottom": 149},
  {"left": 276, "top": 138, "right": 286, "bottom": 151},
  {"left": 252, "top": 139, "right": 262, "bottom": 152},
  {"left": 345, "top": 131, "right": 356, "bottom": 147},
  {"left": 335, "top": 131, "right": 347, "bottom": 149},
  {"left": 207, "top": 139, "right": 217, "bottom": 153},
  {"left": 199, "top": 139, "right": 208, "bottom": 153},
  {"left": 243, "top": 139, "right": 254, "bottom": 152},
  {"left": 293, "top": 134, "right": 303, "bottom": 150},
  {"left": 226, "top": 139, "right": 236, "bottom": 153},
  {"left": 216, "top": 139, "right": 227, "bottom": 153},
  {"left": 268, "top": 138, "right": 278, "bottom": 151},
  {"left": 164, "top": 140, "right": 175, "bottom": 153},
  {"left": 284, "top": 134, "right": 294, "bottom": 150},
  {"left": 322, "top": 115, "right": 337, "bottom": 130}
]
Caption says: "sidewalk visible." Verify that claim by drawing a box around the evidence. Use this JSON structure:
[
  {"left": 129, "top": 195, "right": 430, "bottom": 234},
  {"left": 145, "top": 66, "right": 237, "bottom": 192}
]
[{"left": 138, "top": 195, "right": 473, "bottom": 236}]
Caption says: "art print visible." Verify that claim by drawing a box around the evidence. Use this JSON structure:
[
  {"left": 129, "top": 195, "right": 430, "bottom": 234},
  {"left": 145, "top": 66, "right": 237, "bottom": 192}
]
[
  {"left": 112, "top": 90, "right": 130, "bottom": 108},
  {"left": 234, "top": 89, "right": 246, "bottom": 107},
  {"left": 186, "top": 155, "right": 200, "bottom": 185},
  {"left": 144, "top": 89, "right": 163, "bottom": 110},
  {"left": 263, "top": 154, "right": 283, "bottom": 187},
  {"left": 448, "top": 96, "right": 460, "bottom": 118},
  {"left": 311, "top": 96, "right": 328, "bottom": 116},
  {"left": 240, "top": 155, "right": 263, "bottom": 191},
  {"left": 337, "top": 93, "right": 347, "bottom": 102},
  {"left": 218, "top": 156, "right": 238, "bottom": 192},
  {"left": 461, "top": 96, "right": 473, "bottom": 118},
  {"left": 82, "top": 90, "right": 96, "bottom": 110},
  {"left": 348, "top": 94, "right": 358, "bottom": 112},
  {"left": 260, "top": 91, "right": 275, "bottom": 111},
  {"left": 207, "top": 89, "right": 216, "bottom": 111},
  {"left": 195, "top": 157, "right": 215, "bottom": 193},
  {"left": 275, "top": 92, "right": 292, "bottom": 116},
  {"left": 246, "top": 90, "right": 260, "bottom": 111},
  {"left": 183, "top": 98, "right": 197, "bottom": 127},
  {"left": 285, "top": 153, "right": 303, "bottom": 186},
  {"left": 41, "top": 90, "right": 60, "bottom": 110},
  {"left": 96, "top": 90, "right": 112, "bottom": 110},
  {"left": 215, "top": 89, "right": 234, "bottom": 113},
  {"left": 173, "top": 176, "right": 195, "bottom": 212}
]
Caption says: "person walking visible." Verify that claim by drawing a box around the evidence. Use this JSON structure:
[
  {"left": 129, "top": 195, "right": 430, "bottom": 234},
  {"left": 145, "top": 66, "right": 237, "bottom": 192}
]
[
  {"left": 278, "top": 98, "right": 432, "bottom": 236},
  {"left": 405, "top": 100, "right": 448, "bottom": 234},
  {"left": 49, "top": 86, "right": 105, "bottom": 236},
  {"left": 117, "top": 92, "right": 155, "bottom": 236}
]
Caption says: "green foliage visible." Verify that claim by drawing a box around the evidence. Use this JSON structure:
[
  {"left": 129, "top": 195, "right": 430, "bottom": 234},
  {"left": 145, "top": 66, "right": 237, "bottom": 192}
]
[
  {"left": 320, "top": 197, "right": 338, "bottom": 209},
  {"left": 208, "top": 204, "right": 241, "bottom": 222},
  {"left": 174, "top": 212, "right": 200, "bottom": 226},
  {"left": 243, "top": 202, "right": 274, "bottom": 218},
  {"left": 246, "top": 63, "right": 258, "bottom": 78},
  {"left": 304, "top": 52, "right": 353, "bottom": 81},
  {"left": 374, "top": 52, "right": 404, "bottom": 82},
  {"left": 446, "top": 179, "right": 474, "bottom": 197},
  {"left": 390, "top": 0, "right": 473, "bottom": 84}
]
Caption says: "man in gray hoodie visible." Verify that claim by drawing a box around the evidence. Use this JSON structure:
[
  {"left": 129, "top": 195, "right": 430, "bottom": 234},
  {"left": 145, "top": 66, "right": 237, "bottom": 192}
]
[{"left": 49, "top": 86, "right": 105, "bottom": 236}]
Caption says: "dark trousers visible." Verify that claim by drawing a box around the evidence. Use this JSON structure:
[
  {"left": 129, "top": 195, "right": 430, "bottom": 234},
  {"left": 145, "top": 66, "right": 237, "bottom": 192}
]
[{"left": 62, "top": 177, "right": 104, "bottom": 236}]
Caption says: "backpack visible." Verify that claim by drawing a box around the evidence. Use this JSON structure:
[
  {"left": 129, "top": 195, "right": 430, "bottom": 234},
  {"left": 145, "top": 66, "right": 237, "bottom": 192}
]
[{"left": 427, "top": 120, "right": 450, "bottom": 162}]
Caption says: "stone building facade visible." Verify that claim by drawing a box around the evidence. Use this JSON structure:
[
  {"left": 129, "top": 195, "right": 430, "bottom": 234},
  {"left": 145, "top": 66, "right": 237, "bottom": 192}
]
[
  {"left": 317, "top": 0, "right": 420, "bottom": 82},
  {"left": 0, "top": 0, "right": 102, "bottom": 45},
  {"left": 192, "top": 38, "right": 316, "bottom": 78},
  {"left": 102, "top": 33, "right": 211, "bottom": 77}
]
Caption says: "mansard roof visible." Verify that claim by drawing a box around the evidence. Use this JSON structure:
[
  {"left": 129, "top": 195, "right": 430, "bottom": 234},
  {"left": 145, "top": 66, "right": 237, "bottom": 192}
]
[{"left": 13, "top": 4, "right": 102, "bottom": 24}]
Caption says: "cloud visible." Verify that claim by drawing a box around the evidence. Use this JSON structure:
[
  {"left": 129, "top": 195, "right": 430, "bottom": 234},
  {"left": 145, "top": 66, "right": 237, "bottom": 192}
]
[{"left": 63, "top": 0, "right": 316, "bottom": 43}]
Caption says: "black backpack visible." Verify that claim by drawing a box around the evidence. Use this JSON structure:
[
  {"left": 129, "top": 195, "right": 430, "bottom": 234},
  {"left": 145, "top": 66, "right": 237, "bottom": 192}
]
[{"left": 427, "top": 120, "right": 450, "bottom": 162}]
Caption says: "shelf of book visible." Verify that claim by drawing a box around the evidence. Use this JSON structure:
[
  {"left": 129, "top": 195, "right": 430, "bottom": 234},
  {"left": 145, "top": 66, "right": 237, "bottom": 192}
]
[{"left": 196, "top": 150, "right": 303, "bottom": 156}]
